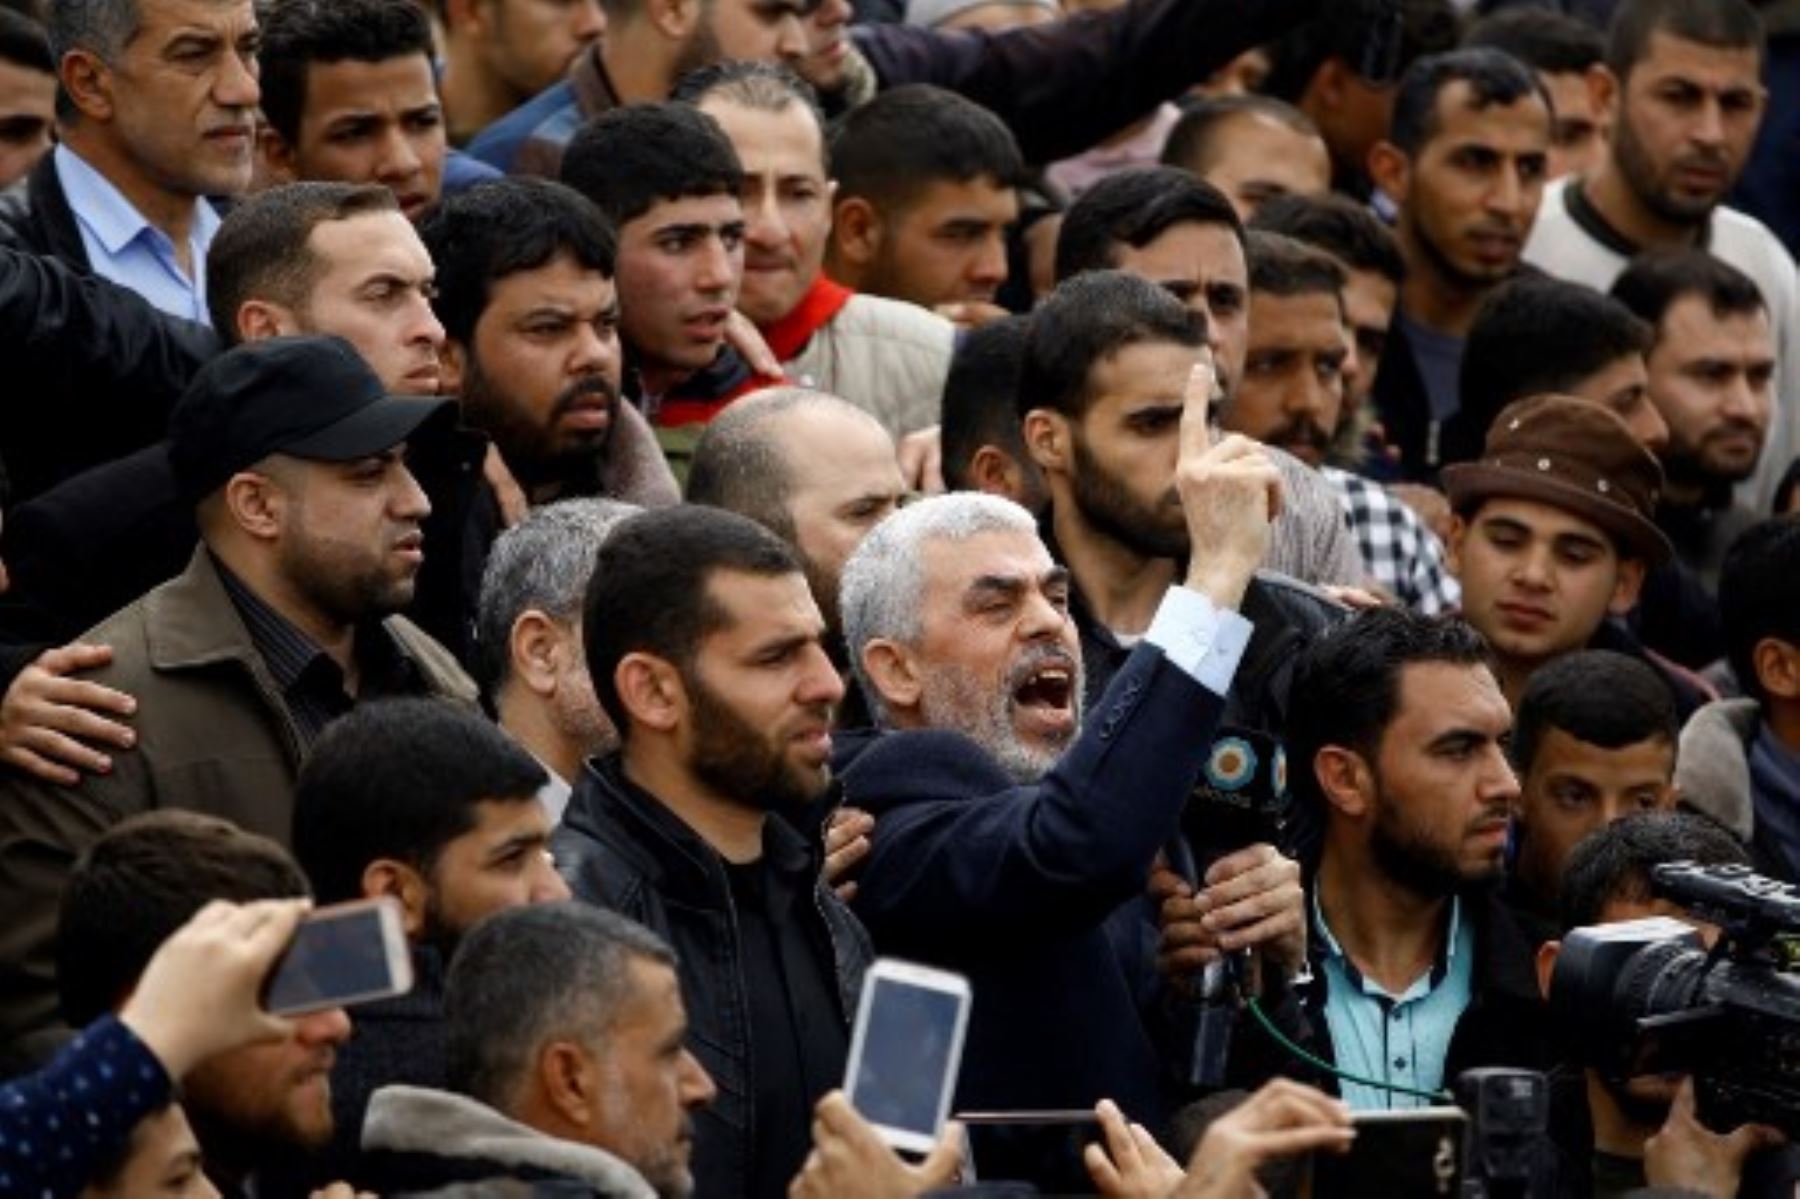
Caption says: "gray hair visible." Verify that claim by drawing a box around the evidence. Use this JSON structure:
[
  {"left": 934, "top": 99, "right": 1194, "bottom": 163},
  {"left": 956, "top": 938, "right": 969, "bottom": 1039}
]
[
  {"left": 840, "top": 492, "right": 1038, "bottom": 723},
  {"left": 445, "top": 902, "right": 676, "bottom": 1114},
  {"left": 473, "top": 498, "right": 640, "bottom": 699},
  {"left": 47, "top": 0, "right": 137, "bottom": 66},
  {"left": 686, "top": 387, "right": 879, "bottom": 542}
]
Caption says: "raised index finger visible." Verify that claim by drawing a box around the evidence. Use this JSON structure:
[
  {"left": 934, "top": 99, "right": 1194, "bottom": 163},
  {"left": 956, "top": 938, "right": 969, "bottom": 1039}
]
[{"left": 1179, "top": 349, "right": 1218, "bottom": 466}]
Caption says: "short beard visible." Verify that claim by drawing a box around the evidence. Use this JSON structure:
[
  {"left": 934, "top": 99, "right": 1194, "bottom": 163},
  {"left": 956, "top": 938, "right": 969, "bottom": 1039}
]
[
  {"left": 1069, "top": 432, "right": 1187, "bottom": 561},
  {"left": 461, "top": 353, "right": 617, "bottom": 493},
  {"left": 687, "top": 669, "right": 833, "bottom": 812},
  {"left": 1366, "top": 767, "right": 1503, "bottom": 899},
  {"left": 915, "top": 645, "right": 1082, "bottom": 785},
  {"left": 1613, "top": 111, "right": 1720, "bottom": 228}
]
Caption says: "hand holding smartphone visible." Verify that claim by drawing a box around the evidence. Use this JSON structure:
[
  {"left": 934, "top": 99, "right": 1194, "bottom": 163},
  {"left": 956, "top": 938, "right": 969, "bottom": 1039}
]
[{"left": 843, "top": 958, "right": 972, "bottom": 1156}]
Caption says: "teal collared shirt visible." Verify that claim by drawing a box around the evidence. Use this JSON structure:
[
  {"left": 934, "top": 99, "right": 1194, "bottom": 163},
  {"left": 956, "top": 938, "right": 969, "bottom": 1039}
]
[
  {"left": 54, "top": 143, "right": 218, "bottom": 322},
  {"left": 1314, "top": 888, "right": 1475, "bottom": 1110}
]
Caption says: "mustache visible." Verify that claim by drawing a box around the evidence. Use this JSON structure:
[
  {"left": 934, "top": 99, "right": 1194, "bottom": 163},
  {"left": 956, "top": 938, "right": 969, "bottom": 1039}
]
[
  {"left": 551, "top": 376, "right": 619, "bottom": 419},
  {"left": 1268, "top": 416, "right": 1332, "bottom": 451},
  {"left": 1005, "top": 642, "right": 1080, "bottom": 693}
]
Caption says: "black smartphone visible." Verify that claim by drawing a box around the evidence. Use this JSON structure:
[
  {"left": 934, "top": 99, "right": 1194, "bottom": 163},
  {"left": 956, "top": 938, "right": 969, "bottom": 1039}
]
[
  {"left": 958, "top": 1110, "right": 1104, "bottom": 1196},
  {"left": 1310, "top": 1106, "right": 1467, "bottom": 1199}
]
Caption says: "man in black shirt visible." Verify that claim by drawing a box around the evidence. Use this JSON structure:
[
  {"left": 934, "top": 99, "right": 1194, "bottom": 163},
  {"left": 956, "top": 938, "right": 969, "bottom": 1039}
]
[{"left": 552, "top": 505, "right": 871, "bottom": 1199}]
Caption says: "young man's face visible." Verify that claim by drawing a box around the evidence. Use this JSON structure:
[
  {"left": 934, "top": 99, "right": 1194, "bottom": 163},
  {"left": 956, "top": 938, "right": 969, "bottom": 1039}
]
[
  {"left": 1360, "top": 660, "right": 1518, "bottom": 895},
  {"left": 583, "top": 958, "right": 717, "bottom": 1199},
  {"left": 0, "top": 55, "right": 54, "bottom": 190},
  {"left": 263, "top": 53, "right": 446, "bottom": 223},
  {"left": 86, "top": 1104, "right": 216, "bottom": 1199},
  {"left": 458, "top": 252, "right": 622, "bottom": 488},
  {"left": 264, "top": 210, "right": 445, "bottom": 395},
  {"left": 1045, "top": 338, "right": 1197, "bottom": 561},
  {"left": 265, "top": 447, "right": 434, "bottom": 625},
  {"left": 1514, "top": 729, "right": 1675, "bottom": 912},
  {"left": 615, "top": 193, "right": 745, "bottom": 383},
  {"left": 89, "top": 0, "right": 262, "bottom": 200},
  {"left": 1108, "top": 221, "right": 1249, "bottom": 392},
  {"left": 181, "top": 1007, "right": 352, "bottom": 1158},
  {"left": 1449, "top": 497, "right": 1642, "bottom": 671},
  {"left": 1190, "top": 111, "right": 1331, "bottom": 221},
  {"left": 1646, "top": 295, "right": 1774, "bottom": 485},
  {"left": 691, "top": 0, "right": 811, "bottom": 73},
  {"left": 1227, "top": 287, "right": 1349, "bottom": 467},
  {"left": 700, "top": 97, "right": 832, "bottom": 327},
  {"left": 676, "top": 568, "right": 845, "bottom": 811},
  {"left": 1565, "top": 352, "right": 1668, "bottom": 457},
  {"left": 1538, "top": 68, "right": 1607, "bottom": 181},
  {"left": 1613, "top": 31, "right": 1764, "bottom": 226},
  {"left": 796, "top": 0, "right": 852, "bottom": 94},
  {"left": 1339, "top": 265, "right": 1398, "bottom": 413},
  {"left": 419, "top": 799, "right": 569, "bottom": 949},
  {"left": 466, "top": 0, "right": 605, "bottom": 98},
  {"left": 1396, "top": 82, "right": 1550, "bottom": 288},
  {"left": 859, "top": 176, "right": 1018, "bottom": 308}
]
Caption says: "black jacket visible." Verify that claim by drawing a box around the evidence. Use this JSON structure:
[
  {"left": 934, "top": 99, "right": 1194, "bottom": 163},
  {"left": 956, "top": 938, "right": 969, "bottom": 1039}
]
[
  {"left": 551, "top": 756, "right": 872, "bottom": 1199},
  {"left": 0, "top": 238, "right": 217, "bottom": 504},
  {"left": 0, "top": 431, "right": 496, "bottom": 690},
  {"left": 1369, "top": 313, "right": 1490, "bottom": 487}
]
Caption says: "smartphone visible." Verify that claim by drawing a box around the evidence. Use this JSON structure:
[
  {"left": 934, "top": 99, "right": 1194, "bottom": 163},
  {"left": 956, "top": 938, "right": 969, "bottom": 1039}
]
[
  {"left": 1310, "top": 1106, "right": 1467, "bottom": 1199},
  {"left": 958, "top": 1110, "right": 1103, "bottom": 1193},
  {"left": 843, "top": 958, "right": 972, "bottom": 1155},
  {"left": 264, "top": 896, "right": 414, "bottom": 1016}
]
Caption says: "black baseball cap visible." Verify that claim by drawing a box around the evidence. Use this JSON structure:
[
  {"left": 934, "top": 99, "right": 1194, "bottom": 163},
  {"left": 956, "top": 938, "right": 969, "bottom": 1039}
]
[{"left": 170, "top": 335, "right": 454, "bottom": 504}]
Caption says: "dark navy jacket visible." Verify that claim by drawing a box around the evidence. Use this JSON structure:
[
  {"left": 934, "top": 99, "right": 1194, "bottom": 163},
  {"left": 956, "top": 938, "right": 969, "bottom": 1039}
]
[{"left": 841, "top": 641, "right": 1225, "bottom": 1135}]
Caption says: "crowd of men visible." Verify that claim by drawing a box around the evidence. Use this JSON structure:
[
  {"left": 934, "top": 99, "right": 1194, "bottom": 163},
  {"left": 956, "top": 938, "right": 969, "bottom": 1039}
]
[{"left": 2, "top": 0, "right": 1799, "bottom": 1194}]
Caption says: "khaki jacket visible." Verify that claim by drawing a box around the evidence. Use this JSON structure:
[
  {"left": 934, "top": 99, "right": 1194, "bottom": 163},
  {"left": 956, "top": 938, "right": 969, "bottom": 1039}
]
[{"left": 0, "top": 547, "right": 476, "bottom": 1061}]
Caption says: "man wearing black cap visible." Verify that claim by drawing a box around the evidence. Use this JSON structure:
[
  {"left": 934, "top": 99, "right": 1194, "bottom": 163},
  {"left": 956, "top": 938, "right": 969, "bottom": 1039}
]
[
  {"left": 0, "top": 336, "right": 477, "bottom": 1065},
  {"left": 1442, "top": 394, "right": 1713, "bottom": 720}
]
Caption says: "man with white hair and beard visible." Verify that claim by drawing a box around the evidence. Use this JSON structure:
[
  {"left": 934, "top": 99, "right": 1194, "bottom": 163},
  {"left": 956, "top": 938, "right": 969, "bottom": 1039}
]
[{"left": 835, "top": 364, "right": 1307, "bottom": 1184}]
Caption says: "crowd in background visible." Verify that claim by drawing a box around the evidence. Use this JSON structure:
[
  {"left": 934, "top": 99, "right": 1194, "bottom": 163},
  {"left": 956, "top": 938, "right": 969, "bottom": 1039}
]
[{"left": 2, "top": 0, "right": 1800, "bottom": 1194}]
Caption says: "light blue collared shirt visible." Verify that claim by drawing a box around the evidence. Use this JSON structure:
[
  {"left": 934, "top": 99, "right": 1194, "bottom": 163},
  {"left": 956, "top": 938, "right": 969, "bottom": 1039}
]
[
  {"left": 1141, "top": 584, "right": 1255, "bottom": 696},
  {"left": 54, "top": 143, "right": 219, "bottom": 323},
  {"left": 1314, "top": 888, "right": 1474, "bottom": 1110}
]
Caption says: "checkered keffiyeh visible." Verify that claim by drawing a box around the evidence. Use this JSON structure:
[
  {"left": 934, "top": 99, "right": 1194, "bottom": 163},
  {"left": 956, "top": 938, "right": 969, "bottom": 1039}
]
[{"left": 1322, "top": 467, "right": 1461, "bottom": 615}]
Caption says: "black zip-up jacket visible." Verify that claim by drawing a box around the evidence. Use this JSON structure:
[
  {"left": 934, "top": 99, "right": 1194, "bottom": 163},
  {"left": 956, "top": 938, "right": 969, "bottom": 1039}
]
[{"left": 551, "top": 756, "right": 873, "bottom": 1199}]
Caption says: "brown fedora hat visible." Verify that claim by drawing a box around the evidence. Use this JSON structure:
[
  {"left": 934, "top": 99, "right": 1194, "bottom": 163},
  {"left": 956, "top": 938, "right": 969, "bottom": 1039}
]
[{"left": 1441, "top": 394, "right": 1673, "bottom": 567}]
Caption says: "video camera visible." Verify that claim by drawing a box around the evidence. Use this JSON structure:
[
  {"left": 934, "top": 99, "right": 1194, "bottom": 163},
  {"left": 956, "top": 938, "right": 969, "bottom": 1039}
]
[{"left": 1548, "top": 862, "right": 1800, "bottom": 1137}]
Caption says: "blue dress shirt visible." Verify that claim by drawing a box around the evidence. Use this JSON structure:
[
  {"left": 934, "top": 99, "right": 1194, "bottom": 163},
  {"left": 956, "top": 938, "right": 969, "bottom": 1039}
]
[{"left": 54, "top": 144, "right": 219, "bottom": 323}]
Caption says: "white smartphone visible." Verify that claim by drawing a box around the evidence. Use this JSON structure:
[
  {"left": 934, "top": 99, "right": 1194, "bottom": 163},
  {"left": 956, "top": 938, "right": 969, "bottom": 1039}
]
[
  {"left": 264, "top": 896, "right": 414, "bottom": 1016},
  {"left": 843, "top": 958, "right": 972, "bottom": 1155}
]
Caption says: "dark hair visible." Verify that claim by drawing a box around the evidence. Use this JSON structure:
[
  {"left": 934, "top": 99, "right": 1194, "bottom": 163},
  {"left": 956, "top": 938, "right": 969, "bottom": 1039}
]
[
  {"left": 1250, "top": 192, "right": 1405, "bottom": 284},
  {"left": 1463, "top": 8, "right": 1605, "bottom": 76},
  {"left": 1160, "top": 94, "right": 1319, "bottom": 176},
  {"left": 1460, "top": 275, "right": 1652, "bottom": 437},
  {"left": 687, "top": 388, "right": 867, "bottom": 542},
  {"left": 1286, "top": 608, "right": 1492, "bottom": 814},
  {"left": 828, "top": 85, "right": 1025, "bottom": 217},
  {"left": 1605, "top": 0, "right": 1763, "bottom": 81},
  {"left": 291, "top": 699, "right": 548, "bottom": 904},
  {"left": 257, "top": 0, "right": 434, "bottom": 145},
  {"left": 206, "top": 182, "right": 400, "bottom": 343},
  {"left": 446, "top": 902, "right": 676, "bottom": 1111},
  {"left": 1558, "top": 810, "right": 1749, "bottom": 932},
  {"left": 57, "top": 811, "right": 309, "bottom": 1026},
  {"left": 1776, "top": 457, "right": 1800, "bottom": 517},
  {"left": 1261, "top": 0, "right": 1460, "bottom": 103},
  {"left": 1511, "top": 650, "right": 1678, "bottom": 777},
  {"left": 1609, "top": 249, "right": 1767, "bottom": 340},
  {"left": 0, "top": 7, "right": 50, "bottom": 72},
  {"left": 561, "top": 102, "right": 742, "bottom": 230},
  {"left": 1246, "top": 230, "right": 1346, "bottom": 300},
  {"left": 1718, "top": 517, "right": 1800, "bottom": 707},
  {"left": 1019, "top": 270, "right": 1203, "bottom": 423},
  {"left": 419, "top": 178, "right": 617, "bottom": 346},
  {"left": 672, "top": 60, "right": 828, "bottom": 171},
  {"left": 942, "top": 315, "right": 1032, "bottom": 491},
  {"left": 1387, "top": 47, "right": 1552, "bottom": 158},
  {"left": 1055, "top": 167, "right": 1242, "bottom": 283},
  {"left": 583, "top": 505, "right": 803, "bottom": 730}
]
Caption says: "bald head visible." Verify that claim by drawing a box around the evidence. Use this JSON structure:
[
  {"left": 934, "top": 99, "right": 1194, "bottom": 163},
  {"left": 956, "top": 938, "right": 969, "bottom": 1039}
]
[{"left": 688, "top": 388, "right": 906, "bottom": 632}]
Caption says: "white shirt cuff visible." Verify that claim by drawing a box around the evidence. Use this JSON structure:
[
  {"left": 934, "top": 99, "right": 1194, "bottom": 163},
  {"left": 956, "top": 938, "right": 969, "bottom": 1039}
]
[{"left": 1143, "top": 585, "right": 1254, "bottom": 698}]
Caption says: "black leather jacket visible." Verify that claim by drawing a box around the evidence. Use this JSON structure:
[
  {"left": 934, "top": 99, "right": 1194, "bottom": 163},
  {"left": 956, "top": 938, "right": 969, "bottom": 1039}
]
[{"left": 552, "top": 756, "right": 873, "bottom": 1199}]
